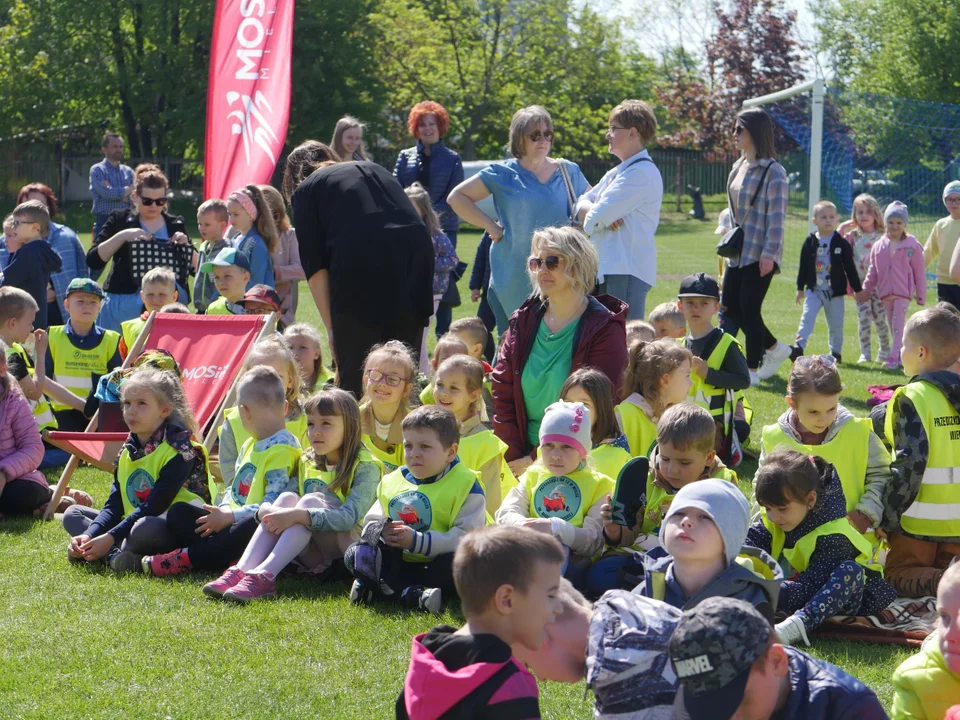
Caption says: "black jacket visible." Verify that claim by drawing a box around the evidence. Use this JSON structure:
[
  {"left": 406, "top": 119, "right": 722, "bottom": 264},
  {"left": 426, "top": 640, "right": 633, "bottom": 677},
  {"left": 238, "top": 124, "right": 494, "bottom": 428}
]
[{"left": 796, "top": 231, "right": 862, "bottom": 296}]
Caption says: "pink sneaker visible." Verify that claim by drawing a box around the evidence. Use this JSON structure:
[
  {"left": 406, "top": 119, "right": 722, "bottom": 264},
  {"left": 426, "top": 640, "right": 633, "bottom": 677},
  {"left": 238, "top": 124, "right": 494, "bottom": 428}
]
[
  {"left": 202, "top": 567, "right": 246, "bottom": 598},
  {"left": 143, "top": 548, "right": 192, "bottom": 577},
  {"left": 222, "top": 571, "right": 277, "bottom": 603}
]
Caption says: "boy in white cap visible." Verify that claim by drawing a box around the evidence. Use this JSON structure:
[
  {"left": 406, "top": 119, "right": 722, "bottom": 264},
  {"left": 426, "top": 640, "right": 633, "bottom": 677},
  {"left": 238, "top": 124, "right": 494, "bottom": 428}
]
[
  {"left": 496, "top": 400, "right": 614, "bottom": 590},
  {"left": 925, "top": 180, "right": 960, "bottom": 308}
]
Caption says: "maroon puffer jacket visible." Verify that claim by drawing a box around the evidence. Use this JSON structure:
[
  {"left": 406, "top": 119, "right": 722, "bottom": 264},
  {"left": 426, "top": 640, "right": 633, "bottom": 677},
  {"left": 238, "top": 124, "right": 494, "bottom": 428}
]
[{"left": 492, "top": 294, "right": 628, "bottom": 461}]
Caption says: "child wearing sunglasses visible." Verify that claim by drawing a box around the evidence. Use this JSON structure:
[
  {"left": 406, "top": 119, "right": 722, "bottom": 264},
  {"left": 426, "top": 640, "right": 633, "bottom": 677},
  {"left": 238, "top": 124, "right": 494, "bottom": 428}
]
[
  {"left": 758, "top": 355, "right": 890, "bottom": 549},
  {"left": 359, "top": 341, "right": 418, "bottom": 473}
]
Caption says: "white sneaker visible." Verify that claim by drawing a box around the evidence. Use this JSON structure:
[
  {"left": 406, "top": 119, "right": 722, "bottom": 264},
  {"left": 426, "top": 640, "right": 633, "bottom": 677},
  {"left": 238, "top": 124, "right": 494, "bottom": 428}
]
[
  {"left": 857, "top": 354, "right": 869, "bottom": 364},
  {"left": 349, "top": 579, "right": 373, "bottom": 606},
  {"left": 420, "top": 587, "right": 442, "bottom": 614},
  {"left": 750, "top": 370, "right": 760, "bottom": 387},
  {"left": 757, "top": 341, "right": 792, "bottom": 380},
  {"left": 775, "top": 614, "right": 811, "bottom": 647}
]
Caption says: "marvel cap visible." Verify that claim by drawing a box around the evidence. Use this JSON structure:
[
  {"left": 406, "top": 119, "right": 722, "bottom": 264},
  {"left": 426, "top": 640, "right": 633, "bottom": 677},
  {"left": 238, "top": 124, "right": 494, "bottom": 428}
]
[
  {"left": 669, "top": 597, "right": 773, "bottom": 720},
  {"left": 238, "top": 284, "right": 282, "bottom": 314},
  {"left": 199, "top": 246, "right": 251, "bottom": 274},
  {"left": 65, "top": 278, "right": 104, "bottom": 299},
  {"left": 678, "top": 273, "right": 720, "bottom": 300}
]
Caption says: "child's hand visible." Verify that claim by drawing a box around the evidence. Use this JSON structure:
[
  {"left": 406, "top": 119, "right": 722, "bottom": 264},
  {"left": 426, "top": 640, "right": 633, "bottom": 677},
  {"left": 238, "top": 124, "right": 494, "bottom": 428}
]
[
  {"left": 508, "top": 457, "right": 534, "bottom": 477},
  {"left": 691, "top": 357, "right": 708, "bottom": 379},
  {"left": 471, "top": 289, "right": 481, "bottom": 303},
  {"left": 79, "top": 534, "right": 114, "bottom": 562},
  {"left": 600, "top": 495, "right": 623, "bottom": 545},
  {"left": 847, "top": 510, "right": 872, "bottom": 534},
  {"left": 522, "top": 518, "right": 554, "bottom": 535},
  {"left": 68, "top": 534, "right": 89, "bottom": 558},
  {"left": 261, "top": 508, "right": 304, "bottom": 535},
  {"left": 854, "top": 290, "right": 868, "bottom": 303},
  {"left": 33, "top": 329, "right": 48, "bottom": 358},
  {"left": 795, "top": 290, "right": 804, "bottom": 306},
  {"left": 196, "top": 505, "right": 234, "bottom": 537},
  {"left": 382, "top": 521, "right": 415, "bottom": 550}
]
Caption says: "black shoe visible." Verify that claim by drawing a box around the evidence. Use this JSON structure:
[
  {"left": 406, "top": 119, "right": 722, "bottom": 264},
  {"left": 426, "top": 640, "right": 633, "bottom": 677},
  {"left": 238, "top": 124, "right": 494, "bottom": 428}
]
[
  {"left": 789, "top": 345, "right": 804, "bottom": 362},
  {"left": 831, "top": 351, "right": 842, "bottom": 363}
]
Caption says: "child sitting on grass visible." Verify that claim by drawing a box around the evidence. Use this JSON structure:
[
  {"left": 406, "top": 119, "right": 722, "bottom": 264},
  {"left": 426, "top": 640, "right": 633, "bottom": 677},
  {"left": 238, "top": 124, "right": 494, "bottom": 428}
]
[
  {"left": 119, "top": 267, "right": 178, "bottom": 359},
  {"left": 193, "top": 198, "right": 230, "bottom": 314},
  {"left": 648, "top": 301, "right": 686, "bottom": 340},
  {"left": 347, "top": 406, "right": 486, "bottom": 613},
  {"left": 202, "top": 247, "right": 252, "bottom": 316},
  {"left": 448, "top": 316, "right": 496, "bottom": 415},
  {"left": 204, "top": 388, "right": 381, "bottom": 601},
  {"left": 396, "top": 525, "right": 565, "bottom": 720},
  {"left": 419, "top": 334, "right": 468, "bottom": 406},
  {"left": 360, "top": 341, "right": 418, "bottom": 473},
  {"left": 747, "top": 450, "right": 896, "bottom": 648},
  {"left": 891, "top": 562, "right": 960, "bottom": 720},
  {"left": 283, "top": 323, "right": 333, "bottom": 394},
  {"left": 496, "top": 401, "right": 614, "bottom": 590}
]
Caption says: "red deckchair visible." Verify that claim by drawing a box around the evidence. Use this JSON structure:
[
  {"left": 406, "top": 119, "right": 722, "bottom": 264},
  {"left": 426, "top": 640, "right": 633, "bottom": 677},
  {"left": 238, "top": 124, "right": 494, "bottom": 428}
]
[{"left": 42, "top": 312, "right": 276, "bottom": 519}]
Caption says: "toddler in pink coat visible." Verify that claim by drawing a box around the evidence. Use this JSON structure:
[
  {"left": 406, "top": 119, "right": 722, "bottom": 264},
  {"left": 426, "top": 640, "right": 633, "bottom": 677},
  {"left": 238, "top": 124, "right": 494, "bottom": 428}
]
[{"left": 861, "top": 201, "right": 926, "bottom": 369}]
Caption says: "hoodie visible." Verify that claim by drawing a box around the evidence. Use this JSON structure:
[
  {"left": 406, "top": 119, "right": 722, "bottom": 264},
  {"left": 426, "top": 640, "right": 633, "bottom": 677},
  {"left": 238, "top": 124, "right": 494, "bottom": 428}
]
[
  {"left": 746, "top": 460, "right": 896, "bottom": 616},
  {"left": 635, "top": 546, "right": 783, "bottom": 623},
  {"left": 883, "top": 370, "right": 960, "bottom": 543},
  {"left": 759, "top": 405, "right": 890, "bottom": 527},
  {"left": 397, "top": 626, "right": 540, "bottom": 720}
]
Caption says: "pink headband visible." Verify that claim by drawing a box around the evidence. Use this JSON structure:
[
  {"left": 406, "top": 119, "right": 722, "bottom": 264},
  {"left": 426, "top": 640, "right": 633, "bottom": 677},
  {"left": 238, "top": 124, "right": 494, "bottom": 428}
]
[{"left": 228, "top": 191, "right": 258, "bottom": 221}]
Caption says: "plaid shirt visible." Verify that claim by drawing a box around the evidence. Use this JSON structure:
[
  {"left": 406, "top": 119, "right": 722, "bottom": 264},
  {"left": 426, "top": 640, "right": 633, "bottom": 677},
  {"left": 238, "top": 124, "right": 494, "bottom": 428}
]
[
  {"left": 726, "top": 157, "right": 789, "bottom": 268},
  {"left": 89, "top": 159, "right": 135, "bottom": 216},
  {"left": 0, "top": 222, "right": 89, "bottom": 318}
]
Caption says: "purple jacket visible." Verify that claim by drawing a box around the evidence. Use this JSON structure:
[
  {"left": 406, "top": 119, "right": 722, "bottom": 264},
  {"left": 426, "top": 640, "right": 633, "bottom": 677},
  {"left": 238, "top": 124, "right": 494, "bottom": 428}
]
[{"left": 0, "top": 385, "right": 45, "bottom": 487}]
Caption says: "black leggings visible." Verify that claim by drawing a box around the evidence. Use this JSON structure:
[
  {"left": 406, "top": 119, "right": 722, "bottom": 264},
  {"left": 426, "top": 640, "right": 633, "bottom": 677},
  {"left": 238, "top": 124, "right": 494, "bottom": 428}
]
[
  {"left": 0, "top": 479, "right": 52, "bottom": 516},
  {"left": 721, "top": 262, "right": 778, "bottom": 368},
  {"left": 166, "top": 503, "right": 258, "bottom": 571},
  {"left": 373, "top": 545, "right": 456, "bottom": 598}
]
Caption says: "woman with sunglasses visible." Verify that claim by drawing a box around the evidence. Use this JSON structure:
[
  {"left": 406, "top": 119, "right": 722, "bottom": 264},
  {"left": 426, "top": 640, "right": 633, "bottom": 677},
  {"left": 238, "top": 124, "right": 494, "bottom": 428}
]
[
  {"left": 723, "top": 108, "right": 791, "bottom": 386},
  {"left": 87, "top": 165, "right": 195, "bottom": 331},
  {"left": 448, "top": 105, "right": 590, "bottom": 334},
  {"left": 491, "top": 226, "right": 626, "bottom": 476}
]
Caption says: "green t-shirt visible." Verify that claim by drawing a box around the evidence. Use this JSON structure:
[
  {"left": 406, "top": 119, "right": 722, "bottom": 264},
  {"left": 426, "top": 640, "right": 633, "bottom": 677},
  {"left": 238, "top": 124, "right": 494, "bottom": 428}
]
[{"left": 521, "top": 317, "right": 577, "bottom": 447}]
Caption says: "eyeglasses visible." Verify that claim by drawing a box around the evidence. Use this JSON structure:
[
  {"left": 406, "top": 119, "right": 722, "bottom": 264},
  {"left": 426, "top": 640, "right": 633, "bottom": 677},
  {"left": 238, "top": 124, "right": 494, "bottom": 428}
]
[
  {"left": 528, "top": 255, "right": 562, "bottom": 272},
  {"left": 10, "top": 219, "right": 37, "bottom": 228},
  {"left": 794, "top": 354, "right": 837, "bottom": 369},
  {"left": 366, "top": 369, "right": 404, "bottom": 387},
  {"left": 608, "top": 126, "right": 626, "bottom": 134},
  {"left": 139, "top": 197, "right": 169, "bottom": 207},
  {"left": 946, "top": 196, "right": 960, "bottom": 205},
  {"left": 528, "top": 130, "right": 554, "bottom": 143}
]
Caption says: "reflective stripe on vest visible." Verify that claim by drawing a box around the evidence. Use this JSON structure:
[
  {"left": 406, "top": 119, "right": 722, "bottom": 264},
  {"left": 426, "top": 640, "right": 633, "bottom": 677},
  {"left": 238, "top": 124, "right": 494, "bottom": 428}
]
[
  {"left": 687, "top": 333, "right": 746, "bottom": 431},
  {"left": 228, "top": 436, "right": 301, "bottom": 509},
  {"left": 885, "top": 382, "right": 960, "bottom": 537},
  {"left": 298, "top": 447, "right": 381, "bottom": 505},
  {"left": 521, "top": 465, "right": 613, "bottom": 528},
  {"left": 116, "top": 440, "right": 205, "bottom": 517},
  {"left": 640, "top": 466, "right": 739, "bottom": 534},
  {"left": 48, "top": 326, "right": 120, "bottom": 412},
  {"left": 762, "top": 512, "right": 883, "bottom": 575},
  {"left": 9, "top": 343, "right": 57, "bottom": 431},
  {"left": 617, "top": 401, "right": 658, "bottom": 459}
]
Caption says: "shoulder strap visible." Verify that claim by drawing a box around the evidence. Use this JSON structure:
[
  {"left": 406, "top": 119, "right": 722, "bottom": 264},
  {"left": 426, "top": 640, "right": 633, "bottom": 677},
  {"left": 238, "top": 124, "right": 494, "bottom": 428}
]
[
  {"left": 556, "top": 159, "right": 577, "bottom": 220},
  {"left": 731, "top": 161, "right": 773, "bottom": 227}
]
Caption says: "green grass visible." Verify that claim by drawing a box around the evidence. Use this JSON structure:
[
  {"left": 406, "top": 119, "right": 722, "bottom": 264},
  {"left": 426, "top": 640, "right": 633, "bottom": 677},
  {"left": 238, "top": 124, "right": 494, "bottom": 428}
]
[{"left": 0, "top": 206, "right": 921, "bottom": 717}]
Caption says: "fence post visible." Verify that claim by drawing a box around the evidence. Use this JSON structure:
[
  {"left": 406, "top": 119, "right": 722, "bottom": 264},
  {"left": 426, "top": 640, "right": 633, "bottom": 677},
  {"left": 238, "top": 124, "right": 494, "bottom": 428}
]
[{"left": 675, "top": 155, "right": 683, "bottom": 213}]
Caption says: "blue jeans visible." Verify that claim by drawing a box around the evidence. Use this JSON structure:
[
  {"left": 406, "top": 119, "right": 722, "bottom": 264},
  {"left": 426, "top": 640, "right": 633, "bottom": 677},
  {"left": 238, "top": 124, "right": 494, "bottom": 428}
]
[
  {"left": 599, "top": 275, "right": 651, "bottom": 320},
  {"left": 795, "top": 289, "right": 845, "bottom": 355}
]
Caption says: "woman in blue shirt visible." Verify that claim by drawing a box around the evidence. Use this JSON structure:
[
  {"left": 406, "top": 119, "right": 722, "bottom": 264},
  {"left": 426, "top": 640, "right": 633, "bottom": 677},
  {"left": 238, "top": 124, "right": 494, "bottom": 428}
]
[{"left": 448, "top": 105, "right": 590, "bottom": 333}]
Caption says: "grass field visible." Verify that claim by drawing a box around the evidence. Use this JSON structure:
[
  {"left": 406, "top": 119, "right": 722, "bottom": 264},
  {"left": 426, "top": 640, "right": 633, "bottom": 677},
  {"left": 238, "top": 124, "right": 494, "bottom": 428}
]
[{"left": 0, "top": 205, "right": 924, "bottom": 717}]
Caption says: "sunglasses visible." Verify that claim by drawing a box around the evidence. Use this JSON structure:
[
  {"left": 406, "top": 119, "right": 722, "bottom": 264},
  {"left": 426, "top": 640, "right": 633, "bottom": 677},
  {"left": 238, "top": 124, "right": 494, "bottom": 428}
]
[
  {"left": 734, "top": 126, "right": 746, "bottom": 135},
  {"left": 366, "top": 368, "right": 404, "bottom": 387},
  {"left": 528, "top": 130, "right": 555, "bottom": 143},
  {"left": 528, "top": 255, "right": 562, "bottom": 272},
  {"left": 139, "top": 196, "right": 169, "bottom": 207},
  {"left": 794, "top": 354, "right": 837, "bottom": 369}
]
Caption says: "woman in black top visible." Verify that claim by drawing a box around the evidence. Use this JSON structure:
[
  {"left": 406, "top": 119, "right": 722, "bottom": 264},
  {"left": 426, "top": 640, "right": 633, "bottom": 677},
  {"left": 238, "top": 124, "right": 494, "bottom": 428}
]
[
  {"left": 86, "top": 166, "right": 196, "bottom": 331},
  {"left": 285, "top": 140, "right": 436, "bottom": 398}
]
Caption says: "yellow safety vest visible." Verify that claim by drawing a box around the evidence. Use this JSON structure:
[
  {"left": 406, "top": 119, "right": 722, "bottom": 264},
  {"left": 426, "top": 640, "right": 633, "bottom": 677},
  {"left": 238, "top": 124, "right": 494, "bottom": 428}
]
[
  {"left": 298, "top": 447, "right": 381, "bottom": 505},
  {"left": 362, "top": 433, "right": 404, "bottom": 474},
  {"left": 590, "top": 443, "right": 631, "bottom": 482},
  {"left": 228, "top": 436, "right": 301, "bottom": 509},
  {"left": 378, "top": 461, "right": 480, "bottom": 562},
  {"left": 761, "top": 512, "right": 883, "bottom": 575},
  {"left": 116, "top": 440, "right": 206, "bottom": 517},
  {"left": 521, "top": 464, "right": 613, "bottom": 528},
  {"left": 47, "top": 326, "right": 120, "bottom": 412},
  {"left": 640, "top": 465, "right": 739, "bottom": 534},
  {"left": 120, "top": 317, "right": 147, "bottom": 355},
  {"left": 312, "top": 365, "right": 334, "bottom": 391},
  {"left": 686, "top": 333, "right": 752, "bottom": 431},
  {"left": 885, "top": 382, "right": 960, "bottom": 538},
  {"left": 220, "top": 406, "right": 308, "bottom": 452},
  {"left": 420, "top": 383, "right": 435, "bottom": 406},
  {"left": 8, "top": 342, "right": 56, "bottom": 431},
  {"left": 206, "top": 297, "right": 237, "bottom": 315},
  {"left": 458, "top": 428, "right": 516, "bottom": 500},
  {"left": 616, "top": 400, "right": 658, "bottom": 459}
]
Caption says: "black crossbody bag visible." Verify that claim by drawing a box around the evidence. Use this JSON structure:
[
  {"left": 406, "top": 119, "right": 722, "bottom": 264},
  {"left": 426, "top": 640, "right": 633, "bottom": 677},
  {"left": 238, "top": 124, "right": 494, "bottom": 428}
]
[{"left": 717, "top": 162, "right": 771, "bottom": 259}]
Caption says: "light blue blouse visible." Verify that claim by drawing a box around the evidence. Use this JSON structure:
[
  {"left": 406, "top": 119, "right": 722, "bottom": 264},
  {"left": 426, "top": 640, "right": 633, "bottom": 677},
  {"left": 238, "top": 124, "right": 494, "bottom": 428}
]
[
  {"left": 232, "top": 228, "right": 275, "bottom": 290},
  {"left": 478, "top": 159, "right": 589, "bottom": 319}
]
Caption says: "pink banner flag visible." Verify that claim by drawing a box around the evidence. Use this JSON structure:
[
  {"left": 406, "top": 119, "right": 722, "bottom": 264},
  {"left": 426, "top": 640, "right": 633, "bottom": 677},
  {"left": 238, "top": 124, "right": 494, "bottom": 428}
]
[{"left": 204, "top": 0, "right": 293, "bottom": 200}]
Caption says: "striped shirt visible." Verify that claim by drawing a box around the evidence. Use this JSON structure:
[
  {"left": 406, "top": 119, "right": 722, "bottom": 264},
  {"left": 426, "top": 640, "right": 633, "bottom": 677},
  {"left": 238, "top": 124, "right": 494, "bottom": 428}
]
[
  {"left": 726, "top": 157, "right": 789, "bottom": 268},
  {"left": 89, "top": 159, "right": 135, "bottom": 216}
]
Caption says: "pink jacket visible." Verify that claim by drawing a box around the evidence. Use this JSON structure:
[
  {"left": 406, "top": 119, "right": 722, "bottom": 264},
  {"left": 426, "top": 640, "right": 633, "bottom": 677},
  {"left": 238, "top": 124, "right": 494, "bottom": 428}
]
[
  {"left": 862, "top": 233, "right": 926, "bottom": 305},
  {"left": 0, "top": 385, "right": 45, "bottom": 487},
  {"left": 270, "top": 227, "right": 306, "bottom": 327}
]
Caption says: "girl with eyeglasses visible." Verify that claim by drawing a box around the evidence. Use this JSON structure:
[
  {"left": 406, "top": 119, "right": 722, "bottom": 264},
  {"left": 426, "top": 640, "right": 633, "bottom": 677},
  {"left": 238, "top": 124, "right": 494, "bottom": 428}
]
[
  {"left": 359, "top": 340, "right": 417, "bottom": 473},
  {"left": 87, "top": 164, "right": 196, "bottom": 331}
]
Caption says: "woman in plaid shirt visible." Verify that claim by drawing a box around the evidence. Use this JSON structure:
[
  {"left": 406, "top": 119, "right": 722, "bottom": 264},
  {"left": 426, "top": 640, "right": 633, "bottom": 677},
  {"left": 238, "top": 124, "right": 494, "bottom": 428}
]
[{"left": 722, "top": 108, "right": 791, "bottom": 386}]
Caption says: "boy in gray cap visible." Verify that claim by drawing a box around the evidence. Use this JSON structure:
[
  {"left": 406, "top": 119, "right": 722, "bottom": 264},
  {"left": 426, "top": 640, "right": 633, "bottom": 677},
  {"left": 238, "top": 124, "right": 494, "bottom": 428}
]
[
  {"left": 669, "top": 597, "right": 887, "bottom": 720},
  {"left": 635, "top": 478, "right": 782, "bottom": 622}
]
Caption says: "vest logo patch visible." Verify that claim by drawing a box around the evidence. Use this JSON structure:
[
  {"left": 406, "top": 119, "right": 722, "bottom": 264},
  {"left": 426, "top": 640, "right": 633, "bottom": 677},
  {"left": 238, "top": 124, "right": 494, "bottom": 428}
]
[
  {"left": 302, "top": 477, "right": 329, "bottom": 495},
  {"left": 126, "top": 468, "right": 155, "bottom": 508},
  {"left": 533, "top": 476, "right": 582, "bottom": 521},
  {"left": 232, "top": 462, "right": 257, "bottom": 504},
  {"left": 388, "top": 491, "right": 433, "bottom": 532}
]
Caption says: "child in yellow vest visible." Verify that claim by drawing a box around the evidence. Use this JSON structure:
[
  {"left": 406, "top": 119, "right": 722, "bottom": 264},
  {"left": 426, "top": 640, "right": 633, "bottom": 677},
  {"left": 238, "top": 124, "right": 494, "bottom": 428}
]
[
  {"left": 560, "top": 368, "right": 631, "bottom": 481},
  {"left": 592, "top": 404, "right": 739, "bottom": 595},
  {"left": 434, "top": 355, "right": 515, "bottom": 514},
  {"left": 218, "top": 336, "right": 307, "bottom": 489},
  {"left": 418, "top": 334, "right": 468, "bottom": 407},
  {"left": 283, "top": 323, "right": 333, "bottom": 394},
  {"left": 359, "top": 340, "right": 417, "bottom": 473},
  {"left": 760, "top": 355, "right": 890, "bottom": 549},
  {"left": 201, "top": 247, "right": 250, "bottom": 315},
  {"left": 648, "top": 301, "right": 686, "bottom": 340},
  {"left": 891, "top": 562, "right": 960, "bottom": 720},
  {"left": 142, "top": 366, "right": 300, "bottom": 576},
  {"left": 746, "top": 450, "right": 896, "bottom": 647},
  {"left": 616, "top": 338, "right": 693, "bottom": 459},
  {"left": 448, "top": 316, "right": 496, "bottom": 414},
  {"left": 497, "top": 401, "right": 613, "bottom": 590},
  {"left": 883, "top": 305, "right": 960, "bottom": 598},
  {"left": 63, "top": 367, "right": 211, "bottom": 572},
  {"left": 118, "top": 266, "right": 177, "bottom": 359},
  {"left": 45, "top": 278, "right": 121, "bottom": 431},
  {"left": 204, "top": 388, "right": 382, "bottom": 601},
  {"left": 347, "top": 406, "right": 486, "bottom": 613}
]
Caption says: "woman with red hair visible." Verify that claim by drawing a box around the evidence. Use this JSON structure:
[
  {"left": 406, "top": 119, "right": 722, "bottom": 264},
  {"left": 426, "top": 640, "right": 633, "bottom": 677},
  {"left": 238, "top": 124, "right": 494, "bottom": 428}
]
[{"left": 394, "top": 101, "right": 464, "bottom": 338}]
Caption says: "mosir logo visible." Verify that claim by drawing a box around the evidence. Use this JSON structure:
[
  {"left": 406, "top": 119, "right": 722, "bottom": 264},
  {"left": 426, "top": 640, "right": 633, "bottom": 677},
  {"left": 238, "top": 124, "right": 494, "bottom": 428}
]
[
  {"left": 181, "top": 365, "right": 228, "bottom": 382},
  {"left": 227, "top": 90, "right": 279, "bottom": 166}
]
